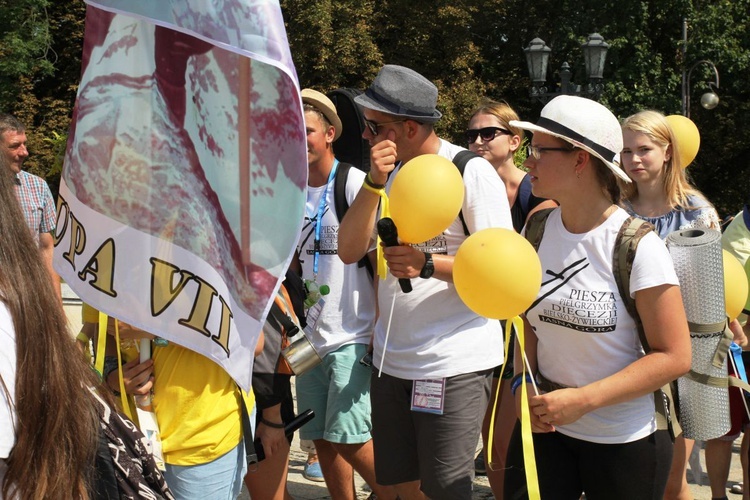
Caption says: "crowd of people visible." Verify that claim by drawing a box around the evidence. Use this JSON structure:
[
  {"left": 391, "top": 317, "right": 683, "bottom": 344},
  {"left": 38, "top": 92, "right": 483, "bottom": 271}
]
[{"left": 1, "top": 59, "right": 749, "bottom": 500}]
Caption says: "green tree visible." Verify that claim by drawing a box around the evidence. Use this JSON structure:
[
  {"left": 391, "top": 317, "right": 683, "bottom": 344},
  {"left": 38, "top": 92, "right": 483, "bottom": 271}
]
[
  {"left": 281, "top": 0, "right": 382, "bottom": 91},
  {"left": 0, "top": 0, "right": 54, "bottom": 111},
  {"left": 2, "top": 0, "right": 748, "bottom": 216},
  {"left": 1, "top": 0, "right": 86, "bottom": 195}
]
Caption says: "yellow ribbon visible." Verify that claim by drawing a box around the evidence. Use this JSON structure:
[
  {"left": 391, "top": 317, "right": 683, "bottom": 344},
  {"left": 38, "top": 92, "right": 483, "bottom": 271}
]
[
  {"left": 94, "top": 311, "right": 134, "bottom": 421},
  {"left": 486, "top": 319, "right": 513, "bottom": 466},
  {"left": 95, "top": 311, "right": 107, "bottom": 377},
  {"left": 515, "top": 314, "right": 540, "bottom": 499},
  {"left": 113, "top": 318, "right": 134, "bottom": 421},
  {"left": 361, "top": 181, "right": 391, "bottom": 280}
]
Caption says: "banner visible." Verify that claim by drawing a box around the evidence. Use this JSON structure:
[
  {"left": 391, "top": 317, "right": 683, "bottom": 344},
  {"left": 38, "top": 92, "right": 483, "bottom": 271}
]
[{"left": 54, "top": 0, "right": 307, "bottom": 391}]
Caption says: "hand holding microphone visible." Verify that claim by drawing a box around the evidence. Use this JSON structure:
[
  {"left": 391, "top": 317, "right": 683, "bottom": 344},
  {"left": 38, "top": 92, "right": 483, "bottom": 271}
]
[{"left": 377, "top": 217, "right": 412, "bottom": 293}]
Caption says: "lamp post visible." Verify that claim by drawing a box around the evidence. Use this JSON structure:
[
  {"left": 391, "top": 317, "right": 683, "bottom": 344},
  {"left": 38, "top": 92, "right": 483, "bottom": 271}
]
[
  {"left": 524, "top": 33, "right": 609, "bottom": 104},
  {"left": 681, "top": 18, "right": 720, "bottom": 117}
]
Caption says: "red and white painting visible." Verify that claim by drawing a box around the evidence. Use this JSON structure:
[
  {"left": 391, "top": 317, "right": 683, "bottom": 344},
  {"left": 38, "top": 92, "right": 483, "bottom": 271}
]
[{"left": 54, "top": 0, "right": 307, "bottom": 390}]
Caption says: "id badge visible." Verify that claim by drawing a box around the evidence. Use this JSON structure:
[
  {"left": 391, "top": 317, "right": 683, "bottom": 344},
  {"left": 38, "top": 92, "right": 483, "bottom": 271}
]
[{"left": 411, "top": 378, "right": 446, "bottom": 415}]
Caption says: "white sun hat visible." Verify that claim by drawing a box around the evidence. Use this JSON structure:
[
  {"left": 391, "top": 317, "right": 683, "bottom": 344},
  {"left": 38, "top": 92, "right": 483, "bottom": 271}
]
[{"left": 510, "top": 95, "right": 630, "bottom": 183}]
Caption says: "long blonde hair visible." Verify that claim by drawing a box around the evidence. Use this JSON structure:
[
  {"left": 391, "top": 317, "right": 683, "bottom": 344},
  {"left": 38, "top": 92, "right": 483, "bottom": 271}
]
[
  {"left": 621, "top": 110, "right": 704, "bottom": 210},
  {"left": 0, "top": 156, "right": 99, "bottom": 499}
]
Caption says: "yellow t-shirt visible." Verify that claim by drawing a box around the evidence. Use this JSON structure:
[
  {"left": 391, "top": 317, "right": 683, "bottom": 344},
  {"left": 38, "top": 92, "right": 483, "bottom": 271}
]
[
  {"left": 152, "top": 343, "right": 254, "bottom": 465},
  {"left": 82, "top": 304, "right": 254, "bottom": 465},
  {"left": 722, "top": 211, "right": 750, "bottom": 325}
]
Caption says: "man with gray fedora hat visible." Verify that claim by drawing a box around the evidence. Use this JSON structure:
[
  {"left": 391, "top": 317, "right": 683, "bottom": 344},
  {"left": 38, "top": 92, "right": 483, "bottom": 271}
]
[
  {"left": 339, "top": 65, "right": 512, "bottom": 499},
  {"left": 292, "top": 89, "right": 394, "bottom": 499}
]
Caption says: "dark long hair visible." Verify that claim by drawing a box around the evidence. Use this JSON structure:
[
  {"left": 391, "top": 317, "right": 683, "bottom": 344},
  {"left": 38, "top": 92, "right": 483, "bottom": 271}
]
[{"left": 0, "top": 157, "right": 99, "bottom": 499}]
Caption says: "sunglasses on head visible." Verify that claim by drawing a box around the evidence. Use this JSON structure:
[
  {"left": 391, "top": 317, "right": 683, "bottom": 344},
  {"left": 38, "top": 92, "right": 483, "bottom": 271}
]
[{"left": 464, "top": 127, "right": 511, "bottom": 143}]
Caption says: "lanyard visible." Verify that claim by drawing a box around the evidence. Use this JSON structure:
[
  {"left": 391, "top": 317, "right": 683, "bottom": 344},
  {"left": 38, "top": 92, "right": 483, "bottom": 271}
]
[{"left": 312, "top": 159, "right": 339, "bottom": 280}]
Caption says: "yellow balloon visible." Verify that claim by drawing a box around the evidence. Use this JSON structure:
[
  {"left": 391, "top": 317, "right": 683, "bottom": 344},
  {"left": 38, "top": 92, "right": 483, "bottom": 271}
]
[
  {"left": 453, "top": 228, "right": 542, "bottom": 319},
  {"left": 389, "top": 154, "right": 464, "bottom": 244},
  {"left": 744, "top": 258, "right": 750, "bottom": 315},
  {"left": 724, "top": 250, "right": 749, "bottom": 320},
  {"left": 665, "top": 115, "right": 700, "bottom": 168}
]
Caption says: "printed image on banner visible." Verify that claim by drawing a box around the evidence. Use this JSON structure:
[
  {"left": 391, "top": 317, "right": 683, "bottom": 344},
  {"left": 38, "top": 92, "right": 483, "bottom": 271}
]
[{"left": 54, "top": 0, "right": 307, "bottom": 391}]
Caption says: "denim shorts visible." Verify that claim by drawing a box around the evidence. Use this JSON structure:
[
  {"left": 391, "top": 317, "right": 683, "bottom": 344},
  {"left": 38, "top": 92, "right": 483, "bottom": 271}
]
[
  {"left": 296, "top": 343, "right": 373, "bottom": 444},
  {"left": 163, "top": 440, "right": 246, "bottom": 500}
]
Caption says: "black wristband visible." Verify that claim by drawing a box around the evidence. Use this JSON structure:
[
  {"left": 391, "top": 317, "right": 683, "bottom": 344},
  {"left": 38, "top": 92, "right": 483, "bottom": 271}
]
[
  {"left": 364, "top": 172, "right": 386, "bottom": 190},
  {"left": 102, "top": 355, "right": 121, "bottom": 382},
  {"left": 260, "top": 417, "right": 285, "bottom": 429}
]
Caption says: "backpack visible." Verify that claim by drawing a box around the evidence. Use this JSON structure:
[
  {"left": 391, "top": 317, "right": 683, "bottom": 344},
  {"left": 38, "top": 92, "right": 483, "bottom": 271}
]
[
  {"left": 90, "top": 388, "right": 174, "bottom": 500},
  {"left": 452, "top": 150, "right": 480, "bottom": 236},
  {"left": 328, "top": 88, "right": 371, "bottom": 171},
  {"left": 524, "top": 208, "right": 680, "bottom": 439}
]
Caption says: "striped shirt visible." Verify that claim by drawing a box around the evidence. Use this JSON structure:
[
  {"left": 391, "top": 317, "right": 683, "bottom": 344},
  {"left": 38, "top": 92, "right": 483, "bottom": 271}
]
[{"left": 13, "top": 170, "right": 56, "bottom": 242}]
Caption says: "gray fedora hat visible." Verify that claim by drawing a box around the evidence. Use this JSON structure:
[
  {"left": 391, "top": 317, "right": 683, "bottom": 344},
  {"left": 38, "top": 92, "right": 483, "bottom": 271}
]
[{"left": 354, "top": 64, "right": 442, "bottom": 123}]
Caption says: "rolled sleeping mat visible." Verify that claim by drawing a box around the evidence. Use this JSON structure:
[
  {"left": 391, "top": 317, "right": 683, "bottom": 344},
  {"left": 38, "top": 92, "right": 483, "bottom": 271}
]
[{"left": 666, "top": 228, "right": 730, "bottom": 441}]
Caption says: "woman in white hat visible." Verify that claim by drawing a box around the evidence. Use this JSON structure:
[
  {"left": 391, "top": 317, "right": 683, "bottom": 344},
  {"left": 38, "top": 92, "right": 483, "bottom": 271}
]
[
  {"left": 465, "top": 98, "right": 556, "bottom": 497},
  {"left": 504, "top": 95, "right": 691, "bottom": 499}
]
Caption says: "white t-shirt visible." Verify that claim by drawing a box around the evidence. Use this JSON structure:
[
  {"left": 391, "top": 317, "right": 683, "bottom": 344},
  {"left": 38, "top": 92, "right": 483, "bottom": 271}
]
[
  {"left": 0, "top": 303, "right": 17, "bottom": 492},
  {"left": 373, "top": 139, "right": 513, "bottom": 379},
  {"left": 527, "top": 207, "right": 679, "bottom": 444},
  {"left": 297, "top": 163, "right": 377, "bottom": 357}
]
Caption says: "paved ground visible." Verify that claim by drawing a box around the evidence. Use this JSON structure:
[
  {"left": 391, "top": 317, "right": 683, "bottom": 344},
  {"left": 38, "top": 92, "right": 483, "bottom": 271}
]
[{"left": 239, "top": 438, "right": 744, "bottom": 499}]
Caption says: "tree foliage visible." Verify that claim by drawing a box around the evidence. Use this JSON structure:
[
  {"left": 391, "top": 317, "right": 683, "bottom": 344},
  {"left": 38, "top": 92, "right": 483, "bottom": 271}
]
[
  {"left": 282, "top": 0, "right": 749, "bottom": 217},
  {"left": 1, "top": 0, "right": 748, "bottom": 215},
  {"left": 0, "top": 0, "right": 85, "bottom": 196}
]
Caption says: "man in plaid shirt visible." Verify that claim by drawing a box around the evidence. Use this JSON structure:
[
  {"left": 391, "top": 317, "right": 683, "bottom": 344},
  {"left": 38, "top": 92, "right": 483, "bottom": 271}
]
[{"left": 1, "top": 114, "right": 60, "bottom": 298}]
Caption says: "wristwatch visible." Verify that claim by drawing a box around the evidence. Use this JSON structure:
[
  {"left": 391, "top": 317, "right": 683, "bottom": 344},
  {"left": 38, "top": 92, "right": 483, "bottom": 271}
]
[{"left": 419, "top": 252, "right": 434, "bottom": 279}]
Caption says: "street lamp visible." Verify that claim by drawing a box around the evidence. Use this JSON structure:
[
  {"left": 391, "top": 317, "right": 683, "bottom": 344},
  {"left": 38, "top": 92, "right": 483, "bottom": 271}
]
[
  {"left": 683, "top": 60, "right": 720, "bottom": 117},
  {"left": 524, "top": 33, "right": 609, "bottom": 104},
  {"left": 681, "top": 18, "right": 720, "bottom": 117}
]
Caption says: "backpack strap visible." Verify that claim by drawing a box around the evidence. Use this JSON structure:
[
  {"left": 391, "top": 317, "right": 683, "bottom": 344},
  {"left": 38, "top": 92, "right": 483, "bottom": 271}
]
[
  {"left": 334, "top": 162, "right": 374, "bottom": 279},
  {"left": 613, "top": 216, "right": 653, "bottom": 349},
  {"left": 333, "top": 162, "right": 352, "bottom": 224},
  {"left": 613, "top": 216, "right": 680, "bottom": 439},
  {"left": 524, "top": 208, "right": 555, "bottom": 250},
  {"left": 452, "top": 150, "right": 480, "bottom": 236}
]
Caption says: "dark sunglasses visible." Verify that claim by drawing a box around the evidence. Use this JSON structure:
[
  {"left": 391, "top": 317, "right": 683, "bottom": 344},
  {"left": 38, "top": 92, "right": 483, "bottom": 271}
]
[
  {"left": 364, "top": 118, "right": 407, "bottom": 136},
  {"left": 465, "top": 127, "right": 511, "bottom": 143}
]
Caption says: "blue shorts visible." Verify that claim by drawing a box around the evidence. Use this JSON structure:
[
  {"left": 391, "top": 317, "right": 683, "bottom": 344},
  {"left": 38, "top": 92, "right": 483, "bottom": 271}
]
[
  {"left": 163, "top": 440, "right": 246, "bottom": 500},
  {"left": 296, "top": 343, "right": 373, "bottom": 444}
]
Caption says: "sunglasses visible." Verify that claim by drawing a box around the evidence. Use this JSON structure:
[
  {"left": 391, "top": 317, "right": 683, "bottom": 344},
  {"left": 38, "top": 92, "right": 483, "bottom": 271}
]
[
  {"left": 465, "top": 127, "right": 511, "bottom": 143},
  {"left": 364, "top": 118, "right": 407, "bottom": 136}
]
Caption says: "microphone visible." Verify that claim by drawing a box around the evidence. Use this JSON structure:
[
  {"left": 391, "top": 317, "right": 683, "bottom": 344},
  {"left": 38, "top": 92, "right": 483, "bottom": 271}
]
[{"left": 377, "top": 217, "right": 412, "bottom": 293}]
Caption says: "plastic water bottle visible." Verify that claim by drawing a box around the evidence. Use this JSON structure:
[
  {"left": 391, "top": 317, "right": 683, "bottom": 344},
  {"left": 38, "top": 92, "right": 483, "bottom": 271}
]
[{"left": 304, "top": 280, "right": 330, "bottom": 308}]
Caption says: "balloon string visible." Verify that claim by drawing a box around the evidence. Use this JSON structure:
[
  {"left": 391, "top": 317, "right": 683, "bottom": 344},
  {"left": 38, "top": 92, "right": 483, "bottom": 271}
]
[
  {"left": 378, "top": 277, "right": 398, "bottom": 378},
  {"left": 515, "top": 315, "right": 541, "bottom": 500},
  {"left": 522, "top": 350, "right": 540, "bottom": 396}
]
